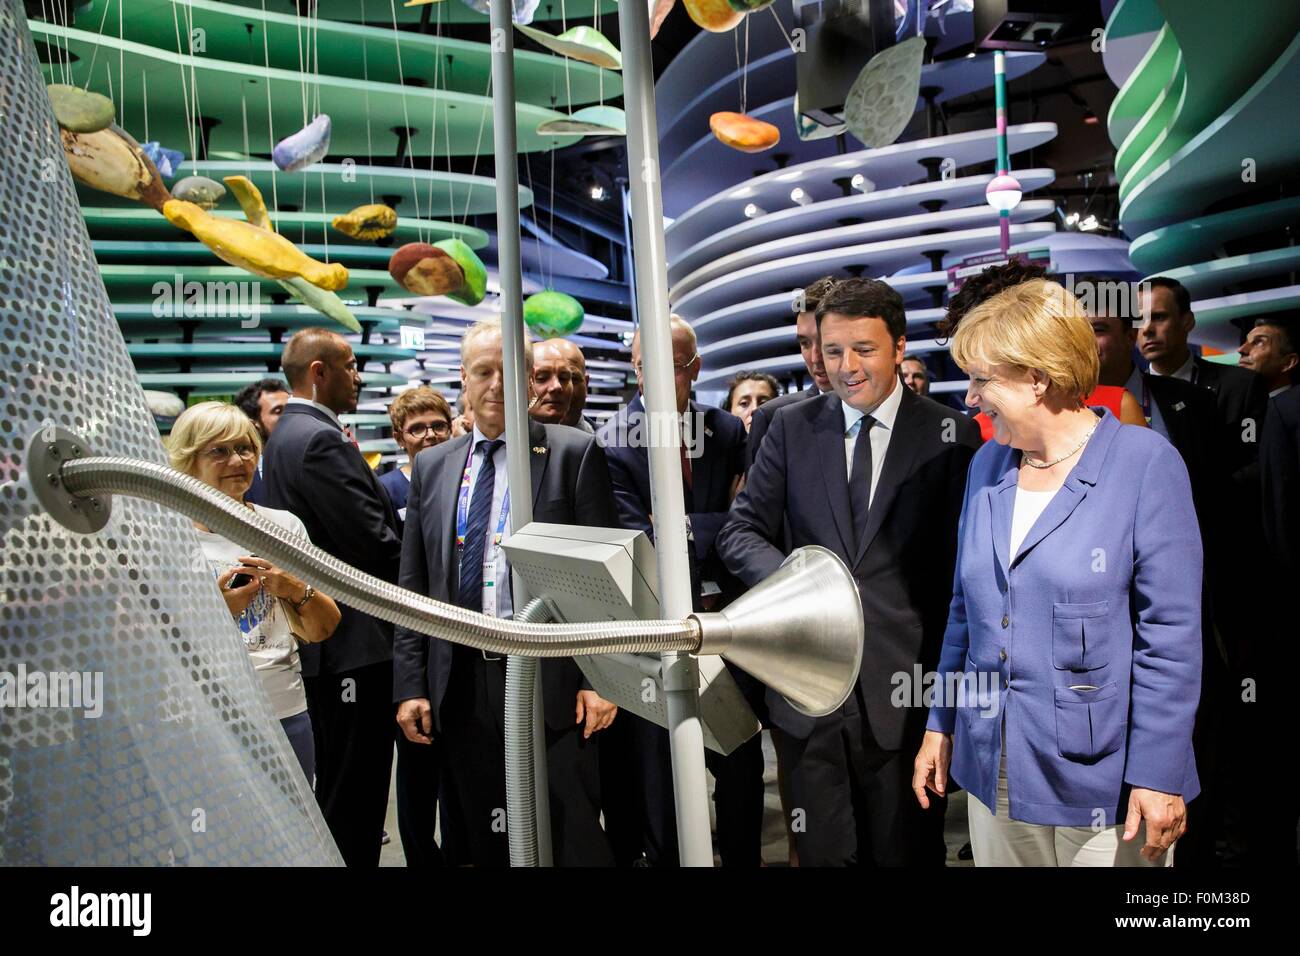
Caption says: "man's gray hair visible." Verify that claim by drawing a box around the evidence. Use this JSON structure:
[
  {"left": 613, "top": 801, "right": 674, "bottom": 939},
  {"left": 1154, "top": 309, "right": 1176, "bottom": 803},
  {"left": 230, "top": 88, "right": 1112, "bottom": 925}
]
[{"left": 460, "top": 316, "right": 533, "bottom": 369}]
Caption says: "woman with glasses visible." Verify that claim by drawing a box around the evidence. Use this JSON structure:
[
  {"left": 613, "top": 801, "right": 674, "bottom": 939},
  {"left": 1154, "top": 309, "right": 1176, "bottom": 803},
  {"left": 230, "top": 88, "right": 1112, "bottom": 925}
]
[
  {"left": 166, "top": 401, "right": 341, "bottom": 782},
  {"left": 380, "top": 387, "right": 454, "bottom": 526}
]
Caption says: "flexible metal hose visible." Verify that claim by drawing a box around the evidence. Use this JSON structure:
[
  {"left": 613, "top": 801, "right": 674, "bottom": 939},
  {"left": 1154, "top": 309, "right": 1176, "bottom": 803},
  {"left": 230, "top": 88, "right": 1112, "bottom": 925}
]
[
  {"left": 58, "top": 457, "right": 702, "bottom": 656},
  {"left": 506, "top": 598, "right": 552, "bottom": 868}
]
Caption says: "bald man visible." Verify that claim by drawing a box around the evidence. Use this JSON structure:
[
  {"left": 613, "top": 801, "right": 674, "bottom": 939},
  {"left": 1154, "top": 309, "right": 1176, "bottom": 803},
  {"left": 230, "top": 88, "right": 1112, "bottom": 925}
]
[
  {"left": 529, "top": 339, "right": 576, "bottom": 425},
  {"left": 551, "top": 338, "right": 594, "bottom": 433},
  {"left": 261, "top": 327, "right": 404, "bottom": 867}
]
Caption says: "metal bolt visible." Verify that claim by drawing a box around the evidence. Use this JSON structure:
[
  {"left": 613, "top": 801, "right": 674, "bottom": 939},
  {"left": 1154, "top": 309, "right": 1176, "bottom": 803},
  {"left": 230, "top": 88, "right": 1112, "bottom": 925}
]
[
  {"left": 49, "top": 446, "right": 60, "bottom": 459},
  {"left": 70, "top": 446, "right": 81, "bottom": 457},
  {"left": 90, "top": 499, "right": 101, "bottom": 511},
  {"left": 46, "top": 473, "right": 58, "bottom": 486}
]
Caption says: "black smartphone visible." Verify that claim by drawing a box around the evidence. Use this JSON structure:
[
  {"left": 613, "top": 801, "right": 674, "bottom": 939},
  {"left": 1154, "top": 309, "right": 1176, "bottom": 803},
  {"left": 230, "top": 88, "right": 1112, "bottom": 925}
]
[{"left": 227, "top": 572, "right": 254, "bottom": 589}]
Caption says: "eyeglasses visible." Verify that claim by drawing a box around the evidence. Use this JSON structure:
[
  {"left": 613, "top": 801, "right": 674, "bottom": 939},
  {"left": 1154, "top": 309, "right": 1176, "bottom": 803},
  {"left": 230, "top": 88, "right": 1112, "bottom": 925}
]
[
  {"left": 405, "top": 420, "right": 451, "bottom": 439},
  {"left": 634, "top": 353, "right": 699, "bottom": 375},
  {"left": 203, "top": 444, "right": 257, "bottom": 462}
]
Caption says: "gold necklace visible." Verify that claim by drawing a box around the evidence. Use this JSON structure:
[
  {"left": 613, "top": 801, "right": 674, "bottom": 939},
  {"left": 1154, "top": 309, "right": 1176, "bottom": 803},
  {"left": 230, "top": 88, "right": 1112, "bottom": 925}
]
[{"left": 1023, "top": 421, "right": 1098, "bottom": 470}]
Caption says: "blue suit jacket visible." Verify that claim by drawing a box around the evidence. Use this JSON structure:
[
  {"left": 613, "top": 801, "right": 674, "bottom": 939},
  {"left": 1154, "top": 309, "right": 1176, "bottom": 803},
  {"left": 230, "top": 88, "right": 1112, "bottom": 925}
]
[
  {"left": 596, "top": 395, "right": 747, "bottom": 605},
  {"left": 927, "top": 409, "right": 1203, "bottom": 826}
]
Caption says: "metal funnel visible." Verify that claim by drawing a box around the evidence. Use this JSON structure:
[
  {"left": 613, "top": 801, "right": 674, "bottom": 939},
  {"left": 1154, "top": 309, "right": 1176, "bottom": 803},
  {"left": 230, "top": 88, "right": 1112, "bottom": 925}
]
[{"left": 695, "top": 546, "right": 863, "bottom": 717}]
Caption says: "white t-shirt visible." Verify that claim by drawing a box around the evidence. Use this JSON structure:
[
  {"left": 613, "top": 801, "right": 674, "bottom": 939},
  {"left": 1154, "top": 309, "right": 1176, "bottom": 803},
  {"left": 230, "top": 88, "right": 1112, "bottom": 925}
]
[
  {"left": 1009, "top": 487, "right": 1057, "bottom": 561},
  {"left": 196, "top": 504, "right": 310, "bottom": 720}
]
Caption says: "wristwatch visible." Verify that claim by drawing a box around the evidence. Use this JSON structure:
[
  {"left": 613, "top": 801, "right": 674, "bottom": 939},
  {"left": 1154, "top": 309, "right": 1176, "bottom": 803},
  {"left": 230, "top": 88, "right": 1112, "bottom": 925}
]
[{"left": 291, "top": 584, "right": 316, "bottom": 612}]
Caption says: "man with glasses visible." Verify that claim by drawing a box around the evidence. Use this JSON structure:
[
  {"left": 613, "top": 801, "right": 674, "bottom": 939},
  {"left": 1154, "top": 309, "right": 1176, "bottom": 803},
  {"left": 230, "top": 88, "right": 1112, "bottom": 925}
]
[
  {"left": 261, "top": 328, "right": 404, "bottom": 867},
  {"left": 596, "top": 316, "right": 762, "bottom": 866}
]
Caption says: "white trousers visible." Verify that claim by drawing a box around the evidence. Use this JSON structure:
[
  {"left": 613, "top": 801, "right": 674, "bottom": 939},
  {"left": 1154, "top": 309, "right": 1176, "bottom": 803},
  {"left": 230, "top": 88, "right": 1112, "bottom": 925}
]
[{"left": 967, "top": 753, "right": 1174, "bottom": 868}]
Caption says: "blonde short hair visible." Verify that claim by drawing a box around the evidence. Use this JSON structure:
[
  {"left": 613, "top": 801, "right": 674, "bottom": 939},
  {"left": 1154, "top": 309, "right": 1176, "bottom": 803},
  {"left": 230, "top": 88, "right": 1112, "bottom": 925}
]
[
  {"left": 950, "top": 279, "right": 1099, "bottom": 403},
  {"left": 165, "top": 401, "right": 262, "bottom": 476}
]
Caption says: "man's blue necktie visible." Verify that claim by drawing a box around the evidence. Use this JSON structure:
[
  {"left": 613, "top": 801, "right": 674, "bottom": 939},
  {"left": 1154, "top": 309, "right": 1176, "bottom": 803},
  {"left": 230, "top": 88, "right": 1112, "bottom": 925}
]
[{"left": 456, "top": 438, "right": 503, "bottom": 611}]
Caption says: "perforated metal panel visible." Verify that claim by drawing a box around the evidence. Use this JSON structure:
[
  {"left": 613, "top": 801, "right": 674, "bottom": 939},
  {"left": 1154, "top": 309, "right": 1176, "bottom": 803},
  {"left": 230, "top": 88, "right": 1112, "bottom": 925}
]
[{"left": 0, "top": 2, "right": 341, "bottom": 865}]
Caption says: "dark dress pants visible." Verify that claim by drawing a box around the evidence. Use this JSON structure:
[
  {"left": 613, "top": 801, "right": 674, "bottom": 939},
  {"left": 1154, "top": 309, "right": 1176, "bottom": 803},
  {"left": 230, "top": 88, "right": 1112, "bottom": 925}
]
[
  {"left": 304, "top": 660, "right": 396, "bottom": 867},
  {"left": 395, "top": 731, "right": 454, "bottom": 867},
  {"left": 440, "top": 646, "right": 613, "bottom": 866},
  {"left": 772, "top": 688, "right": 945, "bottom": 867}
]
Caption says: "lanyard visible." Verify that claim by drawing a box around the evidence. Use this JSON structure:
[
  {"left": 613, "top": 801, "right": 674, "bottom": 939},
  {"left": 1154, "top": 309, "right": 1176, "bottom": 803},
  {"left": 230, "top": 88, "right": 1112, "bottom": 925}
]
[{"left": 455, "top": 443, "right": 511, "bottom": 613}]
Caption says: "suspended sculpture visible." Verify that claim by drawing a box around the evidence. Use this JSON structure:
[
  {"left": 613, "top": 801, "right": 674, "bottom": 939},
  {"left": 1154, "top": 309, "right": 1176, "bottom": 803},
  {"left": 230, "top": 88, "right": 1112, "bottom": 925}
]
[
  {"left": 216, "top": 175, "right": 361, "bottom": 332},
  {"left": 537, "top": 105, "right": 626, "bottom": 136},
  {"left": 60, "top": 123, "right": 172, "bottom": 211},
  {"left": 682, "top": 0, "right": 745, "bottom": 32},
  {"left": 273, "top": 114, "right": 332, "bottom": 173},
  {"left": 222, "top": 175, "right": 273, "bottom": 230},
  {"left": 709, "top": 111, "right": 780, "bottom": 152},
  {"left": 388, "top": 238, "right": 487, "bottom": 306},
  {"left": 140, "top": 141, "right": 184, "bottom": 178},
  {"left": 514, "top": 24, "right": 621, "bottom": 70},
  {"left": 651, "top": 0, "right": 675, "bottom": 38},
  {"left": 46, "top": 83, "right": 114, "bottom": 133},
  {"left": 332, "top": 203, "right": 399, "bottom": 240},
  {"left": 163, "top": 199, "right": 349, "bottom": 291},
  {"left": 794, "top": 92, "right": 844, "bottom": 141},
  {"left": 843, "top": 35, "right": 926, "bottom": 148},
  {"left": 171, "top": 175, "right": 227, "bottom": 209},
  {"left": 523, "top": 290, "right": 584, "bottom": 337}
]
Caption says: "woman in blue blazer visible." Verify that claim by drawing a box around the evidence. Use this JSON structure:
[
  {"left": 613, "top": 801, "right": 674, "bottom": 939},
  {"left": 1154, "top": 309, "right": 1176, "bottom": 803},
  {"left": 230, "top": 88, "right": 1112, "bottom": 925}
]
[{"left": 912, "top": 279, "right": 1202, "bottom": 866}]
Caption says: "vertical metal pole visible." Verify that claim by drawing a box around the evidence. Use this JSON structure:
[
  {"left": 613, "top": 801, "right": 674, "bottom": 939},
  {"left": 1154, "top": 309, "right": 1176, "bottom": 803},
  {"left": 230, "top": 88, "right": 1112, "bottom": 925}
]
[
  {"left": 489, "top": 0, "right": 551, "bottom": 867},
  {"left": 617, "top": 0, "right": 715, "bottom": 867},
  {"left": 994, "top": 50, "right": 1011, "bottom": 255}
]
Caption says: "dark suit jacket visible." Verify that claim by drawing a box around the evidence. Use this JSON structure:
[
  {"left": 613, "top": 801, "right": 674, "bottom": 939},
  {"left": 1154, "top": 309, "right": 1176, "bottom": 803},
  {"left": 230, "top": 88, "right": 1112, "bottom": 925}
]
[
  {"left": 1192, "top": 356, "right": 1268, "bottom": 486},
  {"left": 260, "top": 403, "right": 402, "bottom": 676},
  {"left": 596, "top": 395, "right": 746, "bottom": 590},
  {"left": 1262, "top": 387, "right": 1300, "bottom": 585},
  {"left": 392, "top": 419, "right": 618, "bottom": 732},
  {"left": 717, "top": 387, "right": 980, "bottom": 748},
  {"left": 746, "top": 388, "right": 818, "bottom": 470}
]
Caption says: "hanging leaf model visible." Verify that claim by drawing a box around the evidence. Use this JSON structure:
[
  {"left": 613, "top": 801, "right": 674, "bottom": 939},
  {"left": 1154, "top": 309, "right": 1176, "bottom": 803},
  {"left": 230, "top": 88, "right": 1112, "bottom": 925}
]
[
  {"left": 46, "top": 83, "right": 115, "bottom": 133},
  {"left": 60, "top": 124, "right": 172, "bottom": 211},
  {"left": 709, "top": 111, "right": 780, "bottom": 152},
  {"left": 524, "top": 290, "right": 584, "bottom": 337},
  {"left": 273, "top": 114, "right": 332, "bottom": 173},
  {"left": 388, "top": 238, "right": 487, "bottom": 306},
  {"left": 332, "top": 204, "right": 399, "bottom": 241}
]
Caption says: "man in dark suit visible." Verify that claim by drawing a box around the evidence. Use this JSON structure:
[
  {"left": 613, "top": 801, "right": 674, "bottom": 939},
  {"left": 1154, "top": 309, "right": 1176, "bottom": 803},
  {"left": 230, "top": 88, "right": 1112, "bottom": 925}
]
[
  {"left": 234, "top": 378, "right": 289, "bottom": 506},
  {"left": 747, "top": 276, "right": 838, "bottom": 469},
  {"left": 596, "top": 317, "right": 762, "bottom": 867},
  {"left": 260, "top": 328, "right": 403, "bottom": 867},
  {"left": 1257, "top": 385, "right": 1300, "bottom": 865},
  {"left": 392, "top": 318, "right": 619, "bottom": 867},
  {"left": 718, "top": 278, "right": 980, "bottom": 866},
  {"left": 1139, "top": 277, "right": 1269, "bottom": 485}
]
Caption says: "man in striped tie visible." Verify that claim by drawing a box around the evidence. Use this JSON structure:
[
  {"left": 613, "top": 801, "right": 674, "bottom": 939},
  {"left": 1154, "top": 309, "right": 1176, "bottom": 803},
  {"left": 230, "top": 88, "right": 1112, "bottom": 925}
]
[{"left": 392, "top": 318, "right": 621, "bottom": 866}]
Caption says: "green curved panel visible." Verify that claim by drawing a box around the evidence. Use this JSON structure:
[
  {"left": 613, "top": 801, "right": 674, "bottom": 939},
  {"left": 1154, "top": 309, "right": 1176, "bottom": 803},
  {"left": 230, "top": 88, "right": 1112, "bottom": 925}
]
[
  {"left": 1105, "top": 0, "right": 1165, "bottom": 42},
  {"left": 32, "top": 23, "right": 580, "bottom": 155},
  {"left": 94, "top": 239, "right": 414, "bottom": 267},
  {"left": 1129, "top": 196, "right": 1300, "bottom": 274},
  {"left": 214, "top": 0, "right": 618, "bottom": 25},
  {"left": 1115, "top": 58, "right": 1185, "bottom": 192},
  {"left": 1107, "top": 25, "right": 1178, "bottom": 149},
  {"left": 128, "top": 342, "right": 415, "bottom": 360},
  {"left": 1156, "top": 247, "right": 1300, "bottom": 297},
  {"left": 138, "top": 370, "right": 407, "bottom": 388},
  {"left": 99, "top": 264, "right": 414, "bottom": 298},
  {"left": 84, "top": 209, "right": 487, "bottom": 247},
  {"left": 1120, "top": 31, "right": 1300, "bottom": 235},
  {"left": 73, "top": 0, "right": 619, "bottom": 107}
]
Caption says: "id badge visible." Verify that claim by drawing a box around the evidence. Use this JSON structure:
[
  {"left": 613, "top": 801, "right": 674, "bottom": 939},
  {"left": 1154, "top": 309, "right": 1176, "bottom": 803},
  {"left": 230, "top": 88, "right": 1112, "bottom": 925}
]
[{"left": 481, "top": 559, "right": 498, "bottom": 618}]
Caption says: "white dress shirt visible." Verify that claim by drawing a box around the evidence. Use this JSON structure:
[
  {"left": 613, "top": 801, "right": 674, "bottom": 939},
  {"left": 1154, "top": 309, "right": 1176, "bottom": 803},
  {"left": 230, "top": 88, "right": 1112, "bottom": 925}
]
[
  {"left": 1124, "top": 364, "right": 1168, "bottom": 439},
  {"left": 1147, "top": 354, "right": 1196, "bottom": 384},
  {"left": 841, "top": 378, "right": 904, "bottom": 510},
  {"left": 286, "top": 395, "right": 343, "bottom": 430},
  {"left": 462, "top": 425, "right": 514, "bottom": 619}
]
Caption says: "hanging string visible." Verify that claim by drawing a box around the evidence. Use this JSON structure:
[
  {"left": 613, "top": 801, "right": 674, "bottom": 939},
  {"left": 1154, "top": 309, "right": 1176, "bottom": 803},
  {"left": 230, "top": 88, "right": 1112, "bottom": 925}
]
[
  {"left": 142, "top": 71, "right": 149, "bottom": 143},
  {"left": 182, "top": 2, "right": 207, "bottom": 160},
  {"left": 168, "top": 1, "right": 198, "bottom": 162},
  {"left": 561, "top": 0, "right": 572, "bottom": 118},
  {"left": 742, "top": 13, "right": 750, "bottom": 115},
  {"left": 43, "top": 0, "right": 71, "bottom": 89},
  {"left": 81, "top": 0, "right": 114, "bottom": 118},
  {"left": 424, "top": 1, "right": 447, "bottom": 236},
  {"left": 118, "top": 0, "right": 125, "bottom": 132},
  {"left": 461, "top": 69, "right": 492, "bottom": 227},
  {"left": 259, "top": 0, "right": 281, "bottom": 222},
  {"left": 442, "top": 54, "right": 454, "bottom": 227},
  {"left": 294, "top": 0, "right": 309, "bottom": 127},
  {"left": 361, "top": 0, "right": 375, "bottom": 205},
  {"left": 312, "top": 1, "right": 323, "bottom": 121},
  {"left": 388, "top": 0, "right": 426, "bottom": 244},
  {"left": 548, "top": 145, "right": 557, "bottom": 288}
]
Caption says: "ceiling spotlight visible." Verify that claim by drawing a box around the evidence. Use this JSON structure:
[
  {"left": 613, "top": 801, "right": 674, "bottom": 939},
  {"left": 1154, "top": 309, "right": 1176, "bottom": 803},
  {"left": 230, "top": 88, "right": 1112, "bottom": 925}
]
[
  {"left": 590, "top": 185, "right": 606, "bottom": 201},
  {"left": 1082, "top": 109, "right": 1099, "bottom": 125},
  {"left": 1079, "top": 215, "right": 1100, "bottom": 231},
  {"left": 1065, "top": 211, "right": 1080, "bottom": 227},
  {"left": 850, "top": 173, "right": 874, "bottom": 193},
  {"left": 744, "top": 203, "right": 766, "bottom": 219},
  {"left": 790, "top": 187, "right": 812, "bottom": 206}
]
